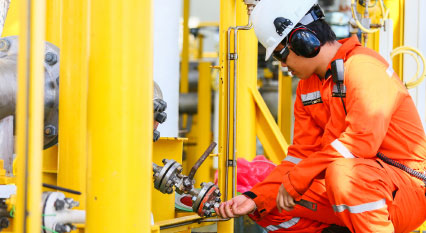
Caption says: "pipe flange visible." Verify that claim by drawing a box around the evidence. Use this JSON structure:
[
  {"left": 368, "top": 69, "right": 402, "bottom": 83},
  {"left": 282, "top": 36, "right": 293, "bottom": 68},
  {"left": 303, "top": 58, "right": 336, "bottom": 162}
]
[
  {"left": 192, "top": 182, "right": 221, "bottom": 217},
  {"left": 153, "top": 159, "right": 183, "bottom": 194},
  {"left": 0, "top": 36, "right": 59, "bottom": 149}
]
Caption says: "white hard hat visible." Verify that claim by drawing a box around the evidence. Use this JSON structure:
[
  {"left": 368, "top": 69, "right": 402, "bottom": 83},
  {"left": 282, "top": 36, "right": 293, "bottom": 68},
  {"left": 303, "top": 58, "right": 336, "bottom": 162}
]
[{"left": 250, "top": 0, "right": 318, "bottom": 61}]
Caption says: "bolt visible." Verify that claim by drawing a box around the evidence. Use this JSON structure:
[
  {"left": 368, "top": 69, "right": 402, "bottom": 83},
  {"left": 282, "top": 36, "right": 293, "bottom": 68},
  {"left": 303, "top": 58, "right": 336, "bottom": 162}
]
[
  {"left": 204, "top": 210, "right": 211, "bottom": 216},
  {"left": 55, "top": 224, "right": 66, "bottom": 233},
  {"left": 45, "top": 52, "right": 58, "bottom": 66},
  {"left": 154, "top": 172, "right": 160, "bottom": 178},
  {"left": 154, "top": 100, "right": 160, "bottom": 112},
  {"left": 71, "top": 201, "right": 80, "bottom": 208},
  {"left": 200, "top": 182, "right": 205, "bottom": 187},
  {"left": 162, "top": 159, "right": 168, "bottom": 165},
  {"left": 155, "top": 112, "right": 167, "bottom": 123},
  {"left": 44, "top": 125, "right": 57, "bottom": 136},
  {"left": 166, "top": 187, "right": 173, "bottom": 193},
  {"left": 0, "top": 217, "right": 9, "bottom": 229},
  {"left": 204, "top": 203, "right": 211, "bottom": 208},
  {"left": 177, "top": 166, "right": 183, "bottom": 172},
  {"left": 159, "top": 99, "right": 167, "bottom": 111},
  {"left": 0, "top": 39, "right": 10, "bottom": 52},
  {"left": 153, "top": 130, "right": 160, "bottom": 142},
  {"left": 54, "top": 199, "right": 65, "bottom": 211}
]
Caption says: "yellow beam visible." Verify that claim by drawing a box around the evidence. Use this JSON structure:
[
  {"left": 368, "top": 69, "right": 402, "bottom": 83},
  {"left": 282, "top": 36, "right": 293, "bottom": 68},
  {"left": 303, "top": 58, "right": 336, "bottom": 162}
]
[
  {"left": 58, "top": 0, "right": 89, "bottom": 219},
  {"left": 15, "top": 0, "right": 46, "bottom": 233},
  {"left": 193, "top": 62, "right": 213, "bottom": 186},
  {"left": 152, "top": 215, "right": 214, "bottom": 233},
  {"left": 86, "top": 0, "right": 153, "bottom": 232},
  {"left": 180, "top": 0, "right": 190, "bottom": 93},
  {"left": 218, "top": 0, "right": 235, "bottom": 231},
  {"left": 278, "top": 67, "right": 292, "bottom": 145},
  {"left": 235, "top": 0, "right": 256, "bottom": 160},
  {"left": 180, "top": 0, "right": 190, "bottom": 129},
  {"left": 251, "top": 87, "right": 288, "bottom": 164}
]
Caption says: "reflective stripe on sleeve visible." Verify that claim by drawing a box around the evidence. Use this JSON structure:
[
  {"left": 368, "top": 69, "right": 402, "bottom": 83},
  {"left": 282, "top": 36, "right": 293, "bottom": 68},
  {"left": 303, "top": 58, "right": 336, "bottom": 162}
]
[
  {"left": 386, "top": 66, "right": 394, "bottom": 77},
  {"left": 331, "top": 139, "right": 355, "bottom": 158},
  {"left": 265, "top": 217, "right": 300, "bottom": 232},
  {"left": 283, "top": 155, "right": 302, "bottom": 164},
  {"left": 332, "top": 199, "right": 386, "bottom": 214}
]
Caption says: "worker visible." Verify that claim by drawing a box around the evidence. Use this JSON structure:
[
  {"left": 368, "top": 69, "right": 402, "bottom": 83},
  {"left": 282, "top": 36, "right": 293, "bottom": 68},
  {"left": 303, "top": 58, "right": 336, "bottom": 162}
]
[{"left": 215, "top": 0, "right": 426, "bottom": 232}]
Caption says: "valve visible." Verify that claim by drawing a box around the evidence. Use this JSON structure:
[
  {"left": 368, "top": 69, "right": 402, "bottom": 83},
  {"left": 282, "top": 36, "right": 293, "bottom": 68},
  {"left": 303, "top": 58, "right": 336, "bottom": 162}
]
[{"left": 152, "top": 142, "right": 221, "bottom": 217}]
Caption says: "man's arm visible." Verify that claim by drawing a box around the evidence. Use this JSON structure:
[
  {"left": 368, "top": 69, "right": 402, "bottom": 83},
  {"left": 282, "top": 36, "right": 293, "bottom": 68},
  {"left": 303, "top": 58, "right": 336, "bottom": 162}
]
[
  {"left": 247, "top": 81, "right": 324, "bottom": 219},
  {"left": 282, "top": 56, "right": 404, "bottom": 199}
]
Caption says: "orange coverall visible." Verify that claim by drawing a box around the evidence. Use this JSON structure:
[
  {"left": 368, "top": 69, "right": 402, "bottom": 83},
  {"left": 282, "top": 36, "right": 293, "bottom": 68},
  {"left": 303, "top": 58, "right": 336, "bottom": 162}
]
[{"left": 247, "top": 36, "right": 426, "bottom": 232}]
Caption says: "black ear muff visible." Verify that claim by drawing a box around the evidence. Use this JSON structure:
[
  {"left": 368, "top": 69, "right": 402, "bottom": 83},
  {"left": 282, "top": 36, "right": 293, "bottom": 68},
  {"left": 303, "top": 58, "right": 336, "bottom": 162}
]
[{"left": 288, "top": 28, "right": 321, "bottom": 58}]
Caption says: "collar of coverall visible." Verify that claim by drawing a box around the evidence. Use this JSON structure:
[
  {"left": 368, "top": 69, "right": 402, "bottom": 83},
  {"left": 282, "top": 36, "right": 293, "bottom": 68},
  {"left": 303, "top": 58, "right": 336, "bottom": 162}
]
[{"left": 325, "top": 35, "right": 362, "bottom": 76}]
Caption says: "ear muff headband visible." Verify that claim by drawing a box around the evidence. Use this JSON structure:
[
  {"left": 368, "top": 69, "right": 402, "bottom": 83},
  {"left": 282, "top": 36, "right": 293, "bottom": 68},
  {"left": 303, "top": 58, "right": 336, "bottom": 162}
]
[{"left": 287, "top": 26, "right": 321, "bottom": 58}]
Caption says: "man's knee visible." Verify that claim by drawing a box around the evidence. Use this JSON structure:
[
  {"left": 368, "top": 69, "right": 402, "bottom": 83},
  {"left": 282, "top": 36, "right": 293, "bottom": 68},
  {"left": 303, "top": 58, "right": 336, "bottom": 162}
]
[{"left": 324, "top": 159, "right": 357, "bottom": 194}]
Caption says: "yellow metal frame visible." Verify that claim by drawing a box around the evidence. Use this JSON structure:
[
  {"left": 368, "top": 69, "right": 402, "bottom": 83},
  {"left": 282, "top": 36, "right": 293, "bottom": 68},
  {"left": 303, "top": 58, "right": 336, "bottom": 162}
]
[
  {"left": 15, "top": 0, "right": 46, "bottom": 233},
  {"left": 218, "top": 0, "right": 236, "bottom": 232},
  {"left": 58, "top": 1, "right": 89, "bottom": 230},
  {"left": 152, "top": 137, "right": 186, "bottom": 222},
  {"left": 86, "top": 0, "right": 153, "bottom": 232},
  {"left": 278, "top": 67, "right": 292, "bottom": 145}
]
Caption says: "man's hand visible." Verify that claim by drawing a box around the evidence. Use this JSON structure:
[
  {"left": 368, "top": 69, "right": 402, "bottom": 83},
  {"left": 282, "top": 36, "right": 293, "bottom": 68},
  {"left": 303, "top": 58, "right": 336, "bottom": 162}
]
[
  {"left": 276, "top": 183, "right": 295, "bottom": 212},
  {"left": 214, "top": 194, "right": 256, "bottom": 218}
]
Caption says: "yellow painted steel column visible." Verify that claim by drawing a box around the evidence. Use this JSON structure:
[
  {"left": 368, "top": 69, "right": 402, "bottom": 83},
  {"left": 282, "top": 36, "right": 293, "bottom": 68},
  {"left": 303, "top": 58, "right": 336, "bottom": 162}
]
[
  {"left": 46, "top": 0, "right": 61, "bottom": 45},
  {"left": 15, "top": 0, "right": 46, "bottom": 232},
  {"left": 278, "top": 67, "right": 292, "bottom": 145},
  {"left": 235, "top": 0, "right": 256, "bottom": 160},
  {"left": 191, "top": 62, "right": 213, "bottom": 187},
  {"left": 42, "top": 0, "right": 62, "bottom": 191},
  {"left": 180, "top": 0, "right": 190, "bottom": 129},
  {"left": 58, "top": 0, "right": 89, "bottom": 226},
  {"left": 86, "top": 0, "right": 153, "bottom": 232},
  {"left": 218, "top": 0, "right": 235, "bottom": 232},
  {"left": 385, "top": 0, "right": 405, "bottom": 78}
]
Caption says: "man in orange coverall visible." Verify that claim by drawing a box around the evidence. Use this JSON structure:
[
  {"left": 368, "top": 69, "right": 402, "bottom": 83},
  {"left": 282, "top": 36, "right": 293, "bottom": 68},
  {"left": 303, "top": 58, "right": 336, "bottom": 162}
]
[{"left": 214, "top": 0, "right": 426, "bottom": 232}]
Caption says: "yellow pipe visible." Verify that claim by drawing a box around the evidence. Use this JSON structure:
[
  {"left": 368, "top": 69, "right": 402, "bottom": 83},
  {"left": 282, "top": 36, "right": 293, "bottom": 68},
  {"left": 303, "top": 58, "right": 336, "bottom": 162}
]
[
  {"left": 218, "top": 0, "right": 235, "bottom": 231},
  {"left": 58, "top": 0, "right": 89, "bottom": 223},
  {"left": 385, "top": 0, "right": 404, "bottom": 78},
  {"left": 180, "top": 0, "right": 190, "bottom": 129},
  {"left": 278, "top": 67, "right": 292, "bottom": 145},
  {"left": 192, "top": 62, "right": 213, "bottom": 187},
  {"left": 86, "top": 0, "right": 153, "bottom": 232},
  {"left": 235, "top": 0, "right": 256, "bottom": 161},
  {"left": 15, "top": 0, "right": 46, "bottom": 232},
  {"left": 46, "top": 0, "right": 61, "bottom": 45}
]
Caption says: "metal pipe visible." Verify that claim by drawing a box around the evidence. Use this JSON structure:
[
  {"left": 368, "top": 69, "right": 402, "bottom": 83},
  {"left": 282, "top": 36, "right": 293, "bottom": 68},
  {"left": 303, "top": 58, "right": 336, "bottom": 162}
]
[
  {"left": 225, "top": 21, "right": 252, "bottom": 200},
  {"left": 0, "top": 36, "right": 59, "bottom": 149}
]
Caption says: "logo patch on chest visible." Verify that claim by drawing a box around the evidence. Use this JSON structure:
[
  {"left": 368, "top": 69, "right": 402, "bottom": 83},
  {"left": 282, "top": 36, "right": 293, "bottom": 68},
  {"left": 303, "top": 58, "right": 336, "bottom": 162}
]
[{"left": 301, "top": 91, "right": 323, "bottom": 106}]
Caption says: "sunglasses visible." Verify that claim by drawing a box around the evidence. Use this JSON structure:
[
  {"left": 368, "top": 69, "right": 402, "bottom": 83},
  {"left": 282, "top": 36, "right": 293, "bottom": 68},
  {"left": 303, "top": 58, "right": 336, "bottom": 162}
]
[
  {"left": 272, "top": 45, "right": 290, "bottom": 63},
  {"left": 272, "top": 36, "right": 290, "bottom": 63}
]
